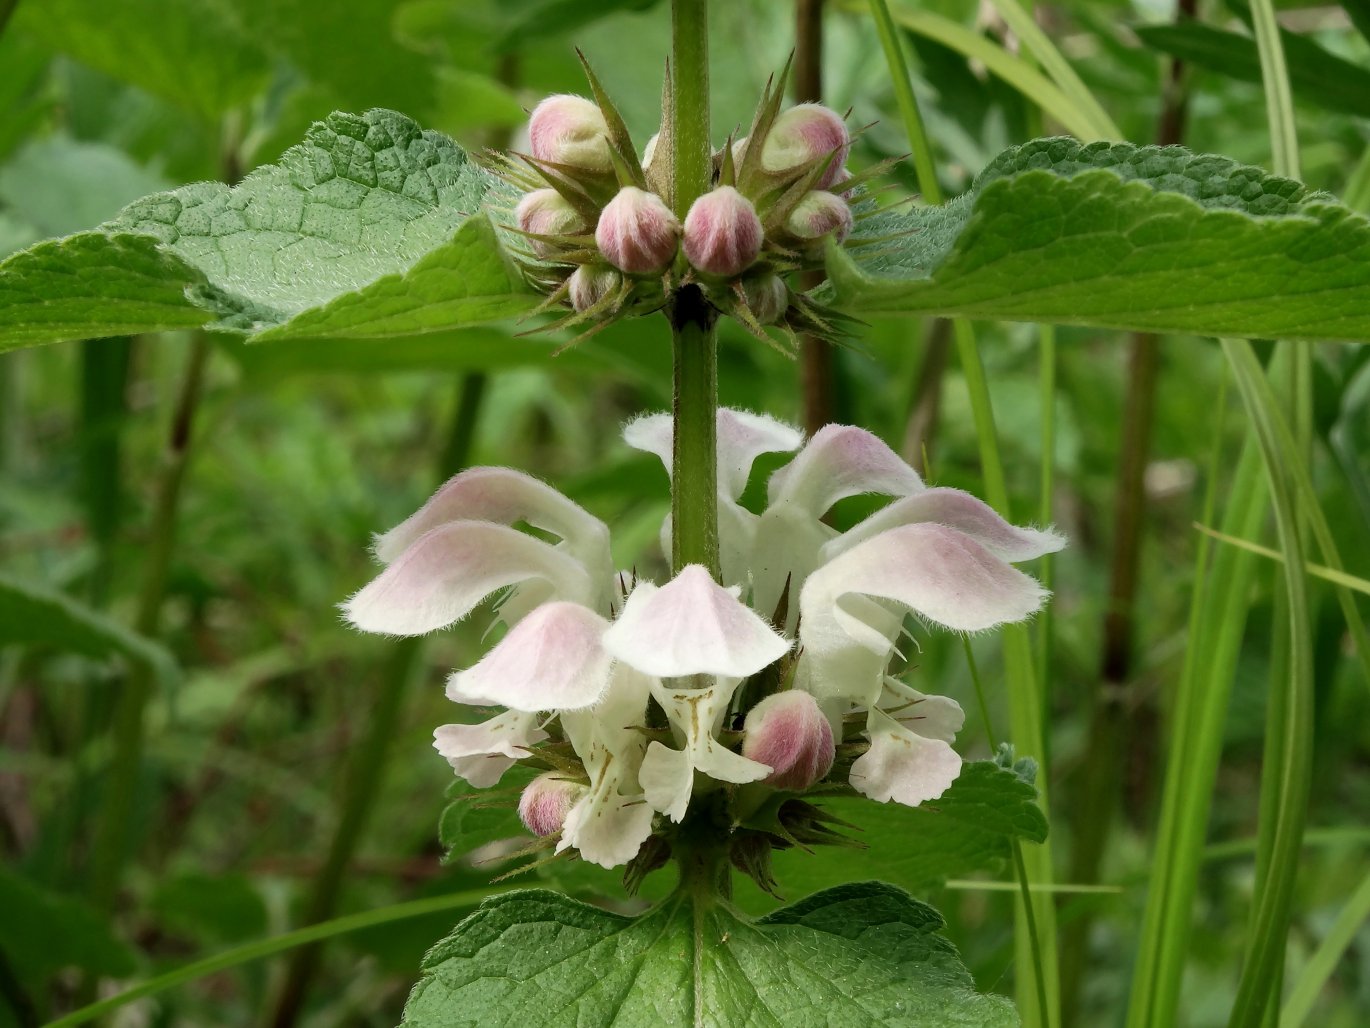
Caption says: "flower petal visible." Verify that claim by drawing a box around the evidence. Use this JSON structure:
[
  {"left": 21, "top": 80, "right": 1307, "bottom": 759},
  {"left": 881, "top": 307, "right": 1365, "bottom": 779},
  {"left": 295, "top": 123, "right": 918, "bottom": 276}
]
[
  {"left": 767, "top": 425, "right": 923, "bottom": 516},
  {"left": 342, "top": 522, "right": 594, "bottom": 636},
  {"left": 880, "top": 680, "right": 965, "bottom": 744},
  {"left": 850, "top": 710, "right": 961, "bottom": 806},
  {"left": 603, "top": 566, "right": 790, "bottom": 678},
  {"left": 624, "top": 408, "right": 802, "bottom": 501},
  {"left": 638, "top": 741, "right": 693, "bottom": 822},
  {"left": 372, "top": 467, "right": 609, "bottom": 567},
  {"left": 826, "top": 488, "right": 1065, "bottom": 564},
  {"left": 558, "top": 785, "right": 655, "bottom": 868},
  {"left": 799, "top": 523, "right": 1049, "bottom": 654},
  {"left": 432, "top": 711, "right": 547, "bottom": 788},
  {"left": 445, "top": 601, "right": 613, "bottom": 712}
]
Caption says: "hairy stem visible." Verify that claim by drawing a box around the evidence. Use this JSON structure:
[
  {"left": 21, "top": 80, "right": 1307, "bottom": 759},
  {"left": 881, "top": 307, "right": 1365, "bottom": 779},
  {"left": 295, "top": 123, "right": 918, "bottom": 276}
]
[
  {"left": 795, "top": 0, "right": 834, "bottom": 432},
  {"left": 668, "top": 0, "right": 720, "bottom": 577}
]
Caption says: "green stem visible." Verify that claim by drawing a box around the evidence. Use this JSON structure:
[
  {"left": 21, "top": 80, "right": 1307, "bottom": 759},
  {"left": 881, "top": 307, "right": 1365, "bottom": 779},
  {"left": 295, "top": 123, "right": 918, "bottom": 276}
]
[
  {"left": 88, "top": 334, "right": 211, "bottom": 915},
  {"left": 48, "top": 890, "right": 499, "bottom": 1028},
  {"left": 267, "top": 373, "right": 488, "bottom": 1027},
  {"left": 668, "top": 0, "right": 719, "bottom": 577},
  {"left": 670, "top": 0, "right": 711, "bottom": 218},
  {"left": 866, "top": 0, "right": 940, "bottom": 203},
  {"left": 670, "top": 288, "right": 720, "bottom": 575}
]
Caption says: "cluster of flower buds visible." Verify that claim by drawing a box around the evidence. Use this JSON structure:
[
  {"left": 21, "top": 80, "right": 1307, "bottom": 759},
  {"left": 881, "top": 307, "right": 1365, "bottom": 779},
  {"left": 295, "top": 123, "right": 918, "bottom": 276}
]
[
  {"left": 489, "top": 58, "right": 882, "bottom": 348},
  {"left": 345, "top": 412, "right": 1063, "bottom": 888}
]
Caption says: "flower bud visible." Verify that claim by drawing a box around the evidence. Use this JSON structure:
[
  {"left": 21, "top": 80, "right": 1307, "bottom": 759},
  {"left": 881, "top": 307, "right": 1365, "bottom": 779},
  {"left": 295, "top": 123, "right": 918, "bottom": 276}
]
[
  {"left": 595, "top": 186, "right": 680, "bottom": 275},
  {"left": 741, "top": 690, "right": 835, "bottom": 791},
  {"left": 568, "top": 265, "right": 620, "bottom": 312},
  {"left": 784, "top": 190, "right": 853, "bottom": 245},
  {"left": 515, "top": 189, "right": 583, "bottom": 258},
  {"left": 518, "top": 773, "right": 586, "bottom": 837},
  {"left": 528, "top": 94, "right": 612, "bottom": 172},
  {"left": 761, "top": 103, "right": 850, "bottom": 189},
  {"left": 682, "top": 186, "right": 763, "bottom": 278},
  {"left": 742, "top": 273, "right": 789, "bottom": 325}
]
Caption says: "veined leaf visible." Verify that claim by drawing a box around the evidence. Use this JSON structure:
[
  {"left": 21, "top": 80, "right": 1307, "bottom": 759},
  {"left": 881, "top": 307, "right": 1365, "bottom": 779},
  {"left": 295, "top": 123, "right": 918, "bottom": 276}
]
[
  {"left": 0, "top": 109, "right": 538, "bottom": 352},
  {"left": 830, "top": 137, "right": 1370, "bottom": 342},
  {"left": 402, "top": 883, "right": 1016, "bottom": 1026}
]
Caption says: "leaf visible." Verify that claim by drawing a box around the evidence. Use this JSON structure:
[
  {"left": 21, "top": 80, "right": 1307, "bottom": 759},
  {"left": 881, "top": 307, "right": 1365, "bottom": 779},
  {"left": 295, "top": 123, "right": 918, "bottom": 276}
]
[
  {"left": 401, "top": 882, "right": 1016, "bottom": 1026},
  {"left": 1135, "top": 22, "right": 1370, "bottom": 118},
  {"left": 829, "top": 137, "right": 1370, "bottom": 342},
  {"left": 438, "top": 783, "right": 529, "bottom": 863},
  {"left": 0, "top": 868, "right": 137, "bottom": 982},
  {"left": 0, "top": 109, "right": 538, "bottom": 352},
  {"left": 737, "top": 759, "right": 1047, "bottom": 911},
  {"left": 15, "top": 0, "right": 271, "bottom": 119},
  {"left": 0, "top": 572, "right": 179, "bottom": 687}
]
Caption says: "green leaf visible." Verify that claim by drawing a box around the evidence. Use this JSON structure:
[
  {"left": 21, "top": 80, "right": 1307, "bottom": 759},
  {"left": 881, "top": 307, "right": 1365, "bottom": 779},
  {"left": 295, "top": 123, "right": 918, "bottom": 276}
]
[
  {"left": 829, "top": 137, "right": 1370, "bottom": 342},
  {"left": 0, "top": 572, "right": 179, "bottom": 687},
  {"left": 1135, "top": 22, "right": 1370, "bottom": 119},
  {"left": 402, "top": 882, "right": 1016, "bottom": 1026},
  {"left": 438, "top": 782, "right": 529, "bottom": 862},
  {"left": 0, "top": 109, "right": 538, "bottom": 352},
  {"left": 15, "top": 0, "right": 271, "bottom": 119},
  {"left": 737, "top": 759, "right": 1047, "bottom": 911},
  {"left": 0, "top": 868, "right": 137, "bottom": 982}
]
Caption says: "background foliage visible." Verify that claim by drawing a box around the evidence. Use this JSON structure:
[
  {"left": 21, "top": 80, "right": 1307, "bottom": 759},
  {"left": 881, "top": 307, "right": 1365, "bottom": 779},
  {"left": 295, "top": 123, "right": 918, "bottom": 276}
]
[{"left": 0, "top": 0, "right": 1368, "bottom": 1025}]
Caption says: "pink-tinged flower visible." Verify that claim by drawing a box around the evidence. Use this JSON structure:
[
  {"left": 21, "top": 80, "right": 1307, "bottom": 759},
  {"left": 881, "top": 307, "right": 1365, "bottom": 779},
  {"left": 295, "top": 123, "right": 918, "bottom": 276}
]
[
  {"left": 785, "top": 190, "right": 853, "bottom": 244},
  {"left": 623, "top": 409, "right": 801, "bottom": 587},
  {"left": 602, "top": 564, "right": 790, "bottom": 679},
  {"left": 761, "top": 103, "right": 850, "bottom": 189},
  {"left": 682, "top": 186, "right": 763, "bottom": 278},
  {"left": 518, "top": 773, "right": 586, "bottom": 837},
  {"left": 742, "top": 690, "right": 835, "bottom": 791},
  {"left": 515, "top": 189, "right": 583, "bottom": 258},
  {"left": 433, "top": 711, "right": 547, "bottom": 789},
  {"left": 528, "top": 94, "right": 612, "bottom": 172},
  {"left": 850, "top": 709, "right": 962, "bottom": 807},
  {"left": 595, "top": 186, "right": 680, "bottom": 275},
  {"left": 567, "top": 265, "right": 620, "bottom": 312}
]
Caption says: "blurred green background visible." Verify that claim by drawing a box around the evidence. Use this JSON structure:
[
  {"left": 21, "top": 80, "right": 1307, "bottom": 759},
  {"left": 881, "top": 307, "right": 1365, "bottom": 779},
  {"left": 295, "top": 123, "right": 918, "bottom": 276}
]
[{"left": 1, "top": 0, "right": 1368, "bottom": 1025}]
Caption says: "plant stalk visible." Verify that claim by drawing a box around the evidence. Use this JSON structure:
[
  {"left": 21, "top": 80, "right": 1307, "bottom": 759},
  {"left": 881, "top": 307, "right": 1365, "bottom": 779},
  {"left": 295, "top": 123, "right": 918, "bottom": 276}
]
[
  {"left": 795, "top": 0, "right": 835, "bottom": 432},
  {"left": 668, "top": 0, "right": 720, "bottom": 578}
]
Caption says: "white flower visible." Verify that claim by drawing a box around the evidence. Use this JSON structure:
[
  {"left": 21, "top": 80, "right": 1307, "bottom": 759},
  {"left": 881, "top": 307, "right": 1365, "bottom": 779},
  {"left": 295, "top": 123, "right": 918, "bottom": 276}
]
[{"left": 345, "top": 411, "right": 1063, "bottom": 870}]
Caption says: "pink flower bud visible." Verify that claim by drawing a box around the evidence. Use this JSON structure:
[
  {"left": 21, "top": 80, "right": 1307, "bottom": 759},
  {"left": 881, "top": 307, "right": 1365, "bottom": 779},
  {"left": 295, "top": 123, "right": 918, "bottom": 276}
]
[
  {"left": 741, "top": 690, "right": 835, "bottom": 791},
  {"left": 785, "top": 190, "right": 853, "bottom": 244},
  {"left": 742, "top": 273, "right": 789, "bottom": 325},
  {"left": 682, "top": 186, "right": 763, "bottom": 278},
  {"left": 515, "top": 189, "right": 583, "bottom": 258},
  {"left": 518, "top": 773, "right": 586, "bottom": 837},
  {"left": 595, "top": 186, "right": 680, "bottom": 275},
  {"left": 761, "top": 103, "right": 850, "bottom": 189},
  {"left": 528, "top": 94, "right": 612, "bottom": 172},
  {"left": 567, "top": 265, "right": 620, "bottom": 312}
]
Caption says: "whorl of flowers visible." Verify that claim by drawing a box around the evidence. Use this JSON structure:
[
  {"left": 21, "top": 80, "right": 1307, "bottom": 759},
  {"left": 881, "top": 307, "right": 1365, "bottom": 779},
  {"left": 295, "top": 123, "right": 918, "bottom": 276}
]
[
  {"left": 343, "top": 411, "right": 1064, "bottom": 888},
  {"left": 488, "top": 57, "right": 890, "bottom": 348}
]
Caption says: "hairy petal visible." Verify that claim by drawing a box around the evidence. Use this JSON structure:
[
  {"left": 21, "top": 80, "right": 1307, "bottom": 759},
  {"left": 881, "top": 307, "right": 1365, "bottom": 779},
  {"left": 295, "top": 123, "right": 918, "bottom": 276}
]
[
  {"left": 603, "top": 566, "right": 790, "bottom": 678},
  {"left": 371, "top": 467, "right": 609, "bottom": 570},
  {"left": 767, "top": 425, "right": 923, "bottom": 517},
  {"left": 880, "top": 680, "right": 966, "bottom": 744},
  {"left": 432, "top": 711, "right": 547, "bottom": 789},
  {"left": 827, "top": 487, "right": 1065, "bottom": 564},
  {"left": 445, "top": 601, "right": 612, "bottom": 711},
  {"left": 850, "top": 710, "right": 962, "bottom": 807},
  {"left": 342, "top": 522, "right": 595, "bottom": 636},
  {"left": 624, "top": 408, "right": 802, "bottom": 501},
  {"left": 800, "top": 522, "right": 1049, "bottom": 654}
]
